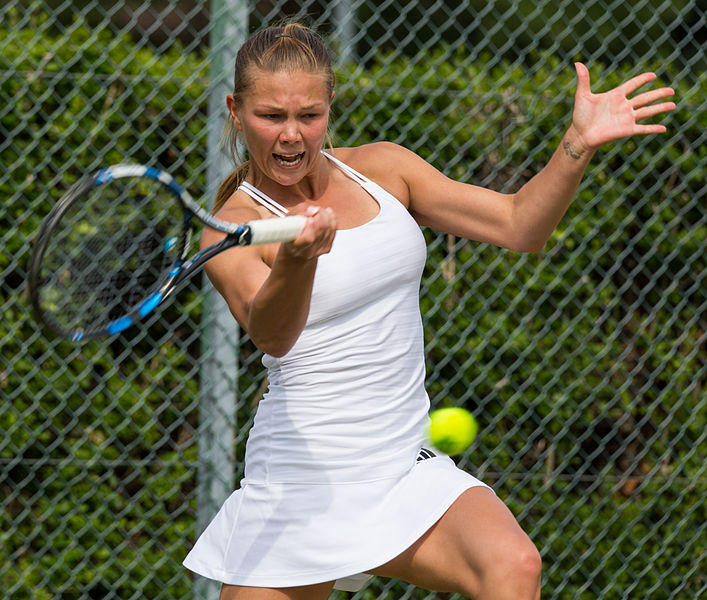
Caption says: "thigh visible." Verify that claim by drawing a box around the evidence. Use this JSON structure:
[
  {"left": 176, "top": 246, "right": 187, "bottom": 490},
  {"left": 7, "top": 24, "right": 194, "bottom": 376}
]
[
  {"left": 369, "top": 486, "right": 537, "bottom": 596},
  {"left": 219, "top": 581, "right": 334, "bottom": 600}
]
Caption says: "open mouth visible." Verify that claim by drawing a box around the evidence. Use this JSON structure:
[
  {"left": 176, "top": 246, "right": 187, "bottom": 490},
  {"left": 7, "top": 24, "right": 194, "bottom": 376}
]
[{"left": 273, "top": 152, "right": 305, "bottom": 167}]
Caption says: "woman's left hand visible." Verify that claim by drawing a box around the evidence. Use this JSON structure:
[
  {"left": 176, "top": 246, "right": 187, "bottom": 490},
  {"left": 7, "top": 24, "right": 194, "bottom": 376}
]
[{"left": 570, "top": 62, "right": 676, "bottom": 153}]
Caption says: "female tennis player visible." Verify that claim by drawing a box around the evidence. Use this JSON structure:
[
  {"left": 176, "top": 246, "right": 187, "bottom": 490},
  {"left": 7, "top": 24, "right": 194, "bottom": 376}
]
[{"left": 182, "top": 22, "right": 675, "bottom": 600}]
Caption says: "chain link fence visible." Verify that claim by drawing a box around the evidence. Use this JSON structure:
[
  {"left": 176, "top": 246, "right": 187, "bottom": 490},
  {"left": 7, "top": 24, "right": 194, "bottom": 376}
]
[{"left": 1, "top": 1, "right": 705, "bottom": 599}]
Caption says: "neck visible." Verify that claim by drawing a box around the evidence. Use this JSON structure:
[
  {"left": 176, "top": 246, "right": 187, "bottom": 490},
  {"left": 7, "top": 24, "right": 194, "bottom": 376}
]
[{"left": 249, "top": 150, "right": 331, "bottom": 205}]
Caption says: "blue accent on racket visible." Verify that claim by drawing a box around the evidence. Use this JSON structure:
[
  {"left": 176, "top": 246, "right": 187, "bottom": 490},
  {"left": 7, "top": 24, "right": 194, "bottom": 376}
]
[
  {"left": 95, "top": 169, "right": 114, "bottom": 185},
  {"left": 138, "top": 291, "right": 163, "bottom": 317},
  {"left": 27, "top": 163, "right": 306, "bottom": 341},
  {"left": 144, "top": 166, "right": 161, "bottom": 180},
  {"left": 107, "top": 315, "right": 134, "bottom": 335},
  {"left": 69, "top": 330, "right": 85, "bottom": 342}
]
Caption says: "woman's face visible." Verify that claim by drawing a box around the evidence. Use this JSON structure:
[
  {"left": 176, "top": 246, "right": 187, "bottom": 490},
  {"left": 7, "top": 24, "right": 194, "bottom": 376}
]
[{"left": 228, "top": 69, "right": 333, "bottom": 188}]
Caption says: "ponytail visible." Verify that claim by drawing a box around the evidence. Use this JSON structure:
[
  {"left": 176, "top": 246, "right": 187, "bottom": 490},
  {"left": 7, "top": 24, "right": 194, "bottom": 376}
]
[{"left": 213, "top": 161, "right": 249, "bottom": 214}]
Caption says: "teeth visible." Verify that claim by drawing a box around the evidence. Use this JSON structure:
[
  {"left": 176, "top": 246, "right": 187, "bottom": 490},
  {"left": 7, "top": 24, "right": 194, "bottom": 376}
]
[{"left": 274, "top": 153, "right": 303, "bottom": 166}]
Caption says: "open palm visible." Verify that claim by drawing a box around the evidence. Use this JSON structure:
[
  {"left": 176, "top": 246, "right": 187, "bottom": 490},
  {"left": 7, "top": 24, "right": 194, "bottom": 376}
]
[{"left": 572, "top": 62, "right": 676, "bottom": 151}]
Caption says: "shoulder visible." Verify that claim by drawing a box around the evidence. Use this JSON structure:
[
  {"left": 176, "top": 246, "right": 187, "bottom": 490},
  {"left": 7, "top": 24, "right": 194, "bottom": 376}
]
[
  {"left": 331, "top": 142, "right": 431, "bottom": 207},
  {"left": 332, "top": 141, "right": 424, "bottom": 175}
]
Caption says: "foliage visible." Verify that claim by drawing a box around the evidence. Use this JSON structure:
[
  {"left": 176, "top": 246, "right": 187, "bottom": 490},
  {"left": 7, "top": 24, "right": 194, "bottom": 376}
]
[
  {"left": 1, "top": 13, "right": 705, "bottom": 600},
  {"left": 335, "top": 49, "right": 705, "bottom": 598}
]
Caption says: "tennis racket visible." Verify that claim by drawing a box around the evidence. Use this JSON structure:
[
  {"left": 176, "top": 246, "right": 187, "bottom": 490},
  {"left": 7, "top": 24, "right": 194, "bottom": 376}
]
[{"left": 28, "top": 164, "right": 306, "bottom": 342}]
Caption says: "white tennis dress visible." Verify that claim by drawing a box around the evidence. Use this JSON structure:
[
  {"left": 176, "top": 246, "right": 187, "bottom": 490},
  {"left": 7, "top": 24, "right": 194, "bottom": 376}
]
[{"left": 183, "top": 151, "right": 490, "bottom": 591}]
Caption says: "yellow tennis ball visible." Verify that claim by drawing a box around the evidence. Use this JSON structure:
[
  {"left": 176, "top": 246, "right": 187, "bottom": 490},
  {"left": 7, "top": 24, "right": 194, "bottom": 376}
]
[{"left": 427, "top": 407, "right": 478, "bottom": 455}]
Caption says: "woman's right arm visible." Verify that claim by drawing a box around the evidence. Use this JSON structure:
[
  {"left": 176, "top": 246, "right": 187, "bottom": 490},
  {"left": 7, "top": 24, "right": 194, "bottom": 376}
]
[{"left": 202, "top": 204, "right": 337, "bottom": 357}]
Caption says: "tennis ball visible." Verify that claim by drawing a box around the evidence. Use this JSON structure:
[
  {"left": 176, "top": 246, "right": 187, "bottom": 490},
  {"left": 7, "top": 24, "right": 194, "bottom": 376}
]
[{"left": 427, "top": 407, "right": 478, "bottom": 455}]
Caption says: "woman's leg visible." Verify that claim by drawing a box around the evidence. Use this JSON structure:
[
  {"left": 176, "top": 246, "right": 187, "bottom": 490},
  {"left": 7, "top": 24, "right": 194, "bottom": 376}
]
[
  {"left": 219, "top": 581, "right": 334, "bottom": 600},
  {"left": 370, "top": 487, "right": 541, "bottom": 600}
]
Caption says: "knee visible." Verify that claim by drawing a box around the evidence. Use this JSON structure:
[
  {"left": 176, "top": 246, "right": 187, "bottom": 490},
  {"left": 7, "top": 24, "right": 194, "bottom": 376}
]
[
  {"left": 477, "top": 540, "right": 542, "bottom": 599},
  {"left": 512, "top": 543, "right": 542, "bottom": 586}
]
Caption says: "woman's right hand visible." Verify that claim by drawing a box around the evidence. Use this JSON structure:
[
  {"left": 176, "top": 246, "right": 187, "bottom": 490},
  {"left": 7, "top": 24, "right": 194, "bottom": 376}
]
[
  {"left": 202, "top": 201, "right": 337, "bottom": 356},
  {"left": 281, "top": 204, "right": 337, "bottom": 261},
  {"left": 241, "top": 204, "right": 337, "bottom": 356}
]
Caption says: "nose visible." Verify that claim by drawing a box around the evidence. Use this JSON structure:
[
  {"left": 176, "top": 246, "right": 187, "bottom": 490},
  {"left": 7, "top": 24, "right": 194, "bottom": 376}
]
[{"left": 279, "top": 119, "right": 301, "bottom": 145}]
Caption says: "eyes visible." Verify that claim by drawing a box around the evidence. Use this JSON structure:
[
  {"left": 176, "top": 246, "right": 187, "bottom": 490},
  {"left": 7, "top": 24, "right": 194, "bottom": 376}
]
[{"left": 257, "top": 111, "right": 324, "bottom": 122}]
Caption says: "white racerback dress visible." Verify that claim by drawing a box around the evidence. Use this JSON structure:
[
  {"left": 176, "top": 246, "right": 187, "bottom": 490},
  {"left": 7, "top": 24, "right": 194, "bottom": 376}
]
[{"left": 182, "top": 152, "right": 490, "bottom": 592}]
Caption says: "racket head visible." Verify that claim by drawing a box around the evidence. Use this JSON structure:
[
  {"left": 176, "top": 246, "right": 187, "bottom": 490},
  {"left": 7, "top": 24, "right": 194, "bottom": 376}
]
[{"left": 27, "top": 166, "right": 195, "bottom": 341}]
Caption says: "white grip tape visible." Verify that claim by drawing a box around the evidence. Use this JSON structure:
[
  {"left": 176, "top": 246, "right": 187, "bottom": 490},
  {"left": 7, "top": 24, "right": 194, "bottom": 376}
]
[{"left": 247, "top": 215, "right": 307, "bottom": 245}]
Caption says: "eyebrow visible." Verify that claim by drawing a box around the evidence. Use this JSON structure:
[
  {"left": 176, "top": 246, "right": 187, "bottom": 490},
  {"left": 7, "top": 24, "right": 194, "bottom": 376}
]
[{"left": 253, "top": 102, "right": 326, "bottom": 111}]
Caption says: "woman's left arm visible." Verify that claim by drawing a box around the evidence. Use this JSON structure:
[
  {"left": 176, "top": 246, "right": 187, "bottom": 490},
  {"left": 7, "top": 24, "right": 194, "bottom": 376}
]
[{"left": 404, "top": 62, "right": 676, "bottom": 252}]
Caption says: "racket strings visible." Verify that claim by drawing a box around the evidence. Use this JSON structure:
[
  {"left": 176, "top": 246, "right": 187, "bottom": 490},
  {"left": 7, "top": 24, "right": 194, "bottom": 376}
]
[{"left": 36, "top": 177, "right": 188, "bottom": 335}]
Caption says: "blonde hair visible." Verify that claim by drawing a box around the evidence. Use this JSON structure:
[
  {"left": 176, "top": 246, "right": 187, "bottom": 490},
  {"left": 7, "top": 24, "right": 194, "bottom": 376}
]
[{"left": 214, "top": 22, "right": 335, "bottom": 213}]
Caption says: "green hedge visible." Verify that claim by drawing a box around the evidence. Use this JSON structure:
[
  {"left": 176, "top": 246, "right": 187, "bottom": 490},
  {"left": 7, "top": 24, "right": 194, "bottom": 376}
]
[
  {"left": 333, "top": 50, "right": 705, "bottom": 599},
  {"left": 2, "top": 14, "right": 705, "bottom": 600}
]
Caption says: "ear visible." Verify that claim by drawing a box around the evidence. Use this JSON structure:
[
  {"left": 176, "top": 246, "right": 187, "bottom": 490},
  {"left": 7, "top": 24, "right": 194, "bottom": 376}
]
[
  {"left": 226, "top": 94, "right": 243, "bottom": 131},
  {"left": 329, "top": 90, "right": 335, "bottom": 104}
]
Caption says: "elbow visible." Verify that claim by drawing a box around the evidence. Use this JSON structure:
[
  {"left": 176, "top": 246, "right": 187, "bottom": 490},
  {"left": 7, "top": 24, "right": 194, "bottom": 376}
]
[
  {"left": 260, "top": 344, "right": 293, "bottom": 358},
  {"left": 244, "top": 303, "right": 301, "bottom": 358},
  {"left": 504, "top": 234, "right": 547, "bottom": 254},
  {"left": 247, "top": 319, "right": 299, "bottom": 357},
  {"left": 519, "top": 240, "right": 547, "bottom": 254},
  {"left": 249, "top": 333, "right": 296, "bottom": 358},
  {"left": 505, "top": 193, "right": 557, "bottom": 253},
  {"left": 505, "top": 217, "right": 550, "bottom": 253}
]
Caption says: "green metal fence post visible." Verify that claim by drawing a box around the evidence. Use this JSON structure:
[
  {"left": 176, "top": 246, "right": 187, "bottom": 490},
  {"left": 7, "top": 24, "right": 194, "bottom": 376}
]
[{"left": 195, "top": 1, "right": 249, "bottom": 598}]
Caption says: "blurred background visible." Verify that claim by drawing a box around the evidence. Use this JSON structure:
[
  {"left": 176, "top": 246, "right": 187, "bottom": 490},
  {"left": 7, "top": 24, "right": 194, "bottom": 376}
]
[{"left": 1, "top": 1, "right": 705, "bottom": 598}]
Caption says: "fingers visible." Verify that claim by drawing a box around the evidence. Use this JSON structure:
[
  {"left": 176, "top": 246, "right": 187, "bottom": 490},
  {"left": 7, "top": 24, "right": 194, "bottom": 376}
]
[
  {"left": 619, "top": 71, "right": 659, "bottom": 96},
  {"left": 574, "top": 62, "right": 591, "bottom": 94},
  {"left": 629, "top": 85, "right": 676, "bottom": 125},
  {"left": 633, "top": 123, "right": 668, "bottom": 136},
  {"left": 630, "top": 87, "right": 676, "bottom": 109},
  {"left": 634, "top": 101, "right": 677, "bottom": 122},
  {"left": 285, "top": 204, "right": 337, "bottom": 259},
  {"left": 305, "top": 205, "right": 337, "bottom": 239},
  {"left": 575, "top": 62, "right": 675, "bottom": 105}
]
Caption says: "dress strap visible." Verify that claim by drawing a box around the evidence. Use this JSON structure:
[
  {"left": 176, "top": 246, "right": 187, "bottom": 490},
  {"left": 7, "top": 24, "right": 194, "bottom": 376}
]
[
  {"left": 238, "top": 152, "right": 376, "bottom": 216},
  {"left": 320, "top": 150, "right": 369, "bottom": 186},
  {"left": 238, "top": 181, "right": 289, "bottom": 217}
]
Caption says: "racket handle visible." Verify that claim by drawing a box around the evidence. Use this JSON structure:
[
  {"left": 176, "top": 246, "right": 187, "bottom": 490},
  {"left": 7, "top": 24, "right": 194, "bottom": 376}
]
[{"left": 246, "top": 215, "right": 308, "bottom": 245}]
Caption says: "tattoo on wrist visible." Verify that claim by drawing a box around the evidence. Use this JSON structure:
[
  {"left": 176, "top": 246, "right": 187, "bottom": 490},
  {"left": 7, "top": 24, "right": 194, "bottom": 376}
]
[{"left": 562, "top": 140, "right": 583, "bottom": 160}]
